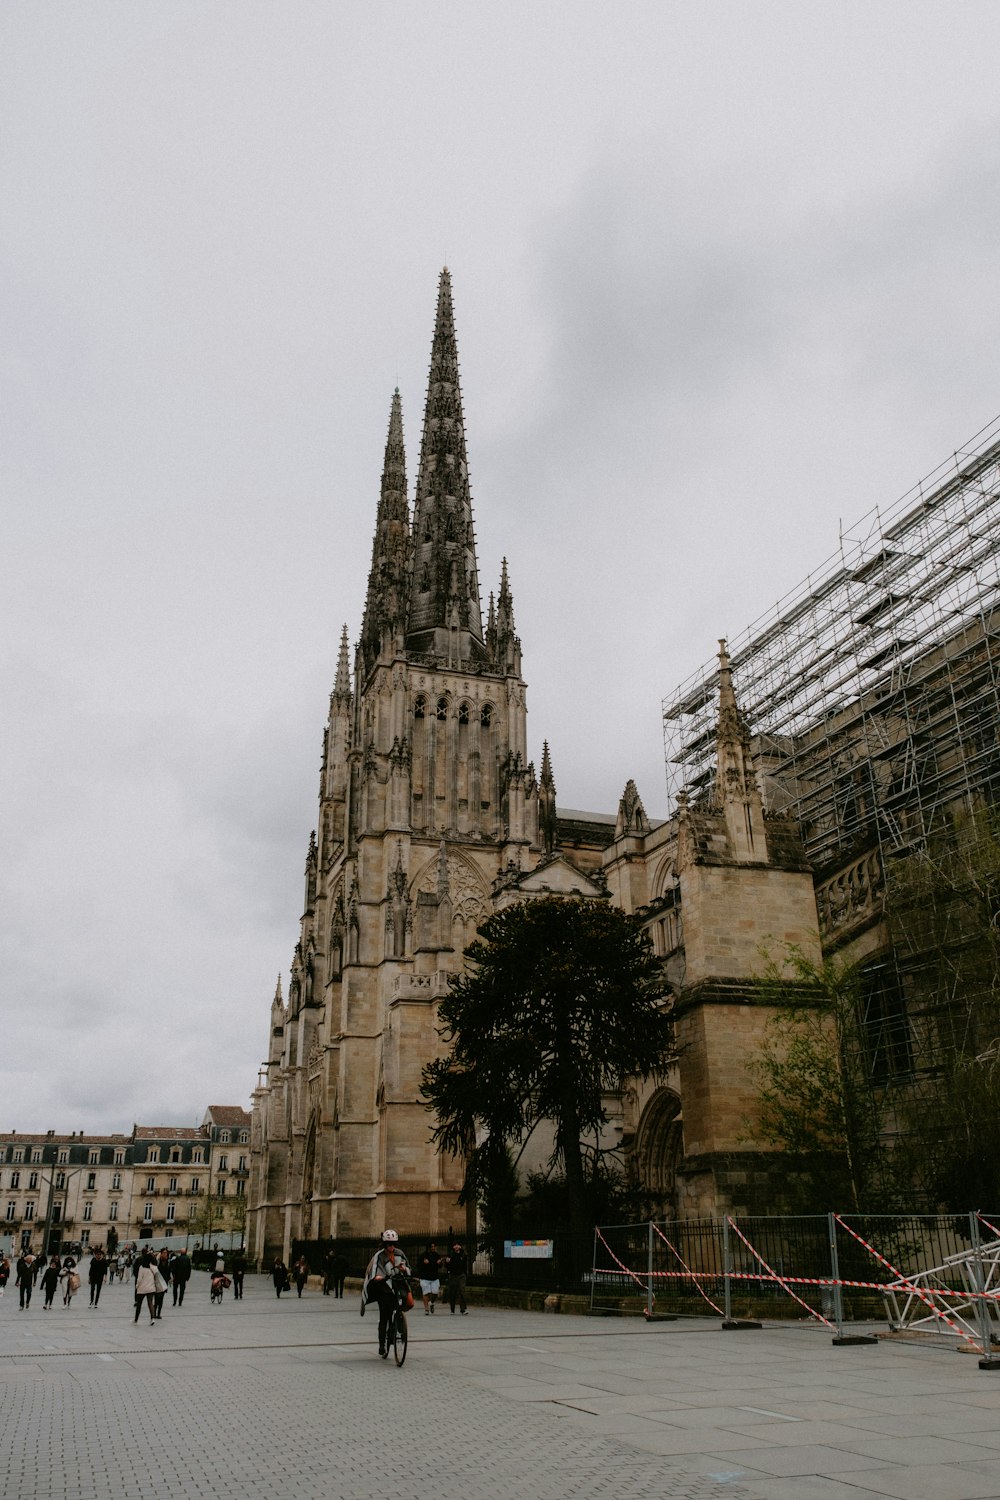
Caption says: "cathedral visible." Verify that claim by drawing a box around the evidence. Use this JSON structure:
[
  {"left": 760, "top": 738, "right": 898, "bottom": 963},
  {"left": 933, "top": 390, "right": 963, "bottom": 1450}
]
[{"left": 247, "top": 271, "right": 822, "bottom": 1265}]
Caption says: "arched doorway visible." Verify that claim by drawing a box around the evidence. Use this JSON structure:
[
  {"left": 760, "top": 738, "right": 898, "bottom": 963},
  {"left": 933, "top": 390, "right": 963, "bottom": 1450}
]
[{"left": 634, "top": 1089, "right": 683, "bottom": 1219}]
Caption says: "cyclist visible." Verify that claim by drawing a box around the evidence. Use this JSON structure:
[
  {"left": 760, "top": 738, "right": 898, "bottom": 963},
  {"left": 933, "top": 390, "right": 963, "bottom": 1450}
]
[{"left": 361, "top": 1230, "right": 412, "bottom": 1358}]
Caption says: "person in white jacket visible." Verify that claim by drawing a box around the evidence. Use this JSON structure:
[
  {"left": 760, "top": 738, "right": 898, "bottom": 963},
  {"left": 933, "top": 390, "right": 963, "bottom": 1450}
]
[{"left": 133, "top": 1252, "right": 159, "bottom": 1325}]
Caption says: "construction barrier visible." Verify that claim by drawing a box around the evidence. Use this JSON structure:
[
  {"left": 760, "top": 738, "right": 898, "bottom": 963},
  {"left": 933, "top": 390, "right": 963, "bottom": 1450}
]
[{"left": 591, "top": 1211, "right": 1000, "bottom": 1365}]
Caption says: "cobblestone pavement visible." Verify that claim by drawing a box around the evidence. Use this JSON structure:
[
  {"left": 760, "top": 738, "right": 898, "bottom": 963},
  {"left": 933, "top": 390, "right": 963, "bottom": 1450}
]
[{"left": 2, "top": 1274, "right": 1000, "bottom": 1499}]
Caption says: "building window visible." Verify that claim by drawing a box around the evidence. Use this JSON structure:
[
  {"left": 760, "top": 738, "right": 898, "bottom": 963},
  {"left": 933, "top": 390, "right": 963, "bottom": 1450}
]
[
  {"left": 28, "top": 1172, "right": 38, "bottom": 1190},
  {"left": 82, "top": 1202, "right": 93, "bottom": 1222},
  {"left": 10, "top": 1172, "right": 19, "bottom": 1189},
  {"left": 167, "top": 1176, "right": 177, "bottom": 1193},
  {"left": 481, "top": 703, "right": 493, "bottom": 728},
  {"left": 24, "top": 1202, "right": 35, "bottom": 1221},
  {"left": 86, "top": 1172, "right": 97, "bottom": 1191},
  {"left": 238, "top": 1156, "right": 247, "bottom": 1171},
  {"left": 143, "top": 1203, "right": 153, "bottom": 1223},
  {"left": 112, "top": 1172, "right": 121, "bottom": 1191},
  {"left": 89, "top": 1150, "right": 99, "bottom": 1165},
  {"left": 80, "top": 1230, "right": 89, "bottom": 1247},
  {"left": 5, "top": 1202, "right": 14, "bottom": 1222},
  {"left": 171, "top": 1148, "right": 181, "bottom": 1163},
  {"left": 235, "top": 1179, "right": 245, "bottom": 1197},
  {"left": 108, "top": 1202, "right": 118, "bottom": 1221},
  {"left": 31, "top": 1149, "right": 42, "bottom": 1164},
  {"left": 166, "top": 1203, "right": 175, "bottom": 1222},
  {"left": 216, "top": 1181, "right": 226, "bottom": 1197},
  {"left": 114, "top": 1150, "right": 125, "bottom": 1165},
  {"left": 146, "top": 1176, "right": 155, "bottom": 1193},
  {"left": 52, "top": 1202, "right": 63, "bottom": 1223},
  {"left": 192, "top": 1149, "right": 203, "bottom": 1164},
  {"left": 239, "top": 1130, "right": 248, "bottom": 1144},
  {"left": 218, "top": 1155, "right": 228, "bottom": 1172},
  {"left": 219, "top": 1131, "right": 230, "bottom": 1144},
  {"left": 12, "top": 1150, "right": 22, "bottom": 1164},
  {"left": 58, "top": 1150, "right": 68, "bottom": 1164},
  {"left": 55, "top": 1171, "right": 65, "bottom": 1190},
  {"left": 190, "top": 1178, "right": 200, "bottom": 1194}
]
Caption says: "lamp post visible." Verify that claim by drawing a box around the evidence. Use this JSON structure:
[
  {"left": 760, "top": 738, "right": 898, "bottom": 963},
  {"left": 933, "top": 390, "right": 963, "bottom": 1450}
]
[{"left": 39, "top": 1166, "right": 84, "bottom": 1258}]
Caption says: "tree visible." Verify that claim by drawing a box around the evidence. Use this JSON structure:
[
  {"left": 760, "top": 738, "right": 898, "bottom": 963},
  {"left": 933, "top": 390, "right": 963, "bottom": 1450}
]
[
  {"left": 747, "top": 947, "right": 895, "bottom": 1211},
  {"left": 420, "top": 898, "right": 672, "bottom": 1276}
]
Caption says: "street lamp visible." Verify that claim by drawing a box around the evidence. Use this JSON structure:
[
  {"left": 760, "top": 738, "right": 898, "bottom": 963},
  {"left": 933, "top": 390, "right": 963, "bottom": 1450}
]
[{"left": 39, "top": 1166, "right": 84, "bottom": 1258}]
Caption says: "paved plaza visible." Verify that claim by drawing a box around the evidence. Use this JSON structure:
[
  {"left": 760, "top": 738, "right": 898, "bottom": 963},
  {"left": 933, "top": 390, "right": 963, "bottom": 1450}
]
[{"left": 2, "top": 1272, "right": 1000, "bottom": 1500}]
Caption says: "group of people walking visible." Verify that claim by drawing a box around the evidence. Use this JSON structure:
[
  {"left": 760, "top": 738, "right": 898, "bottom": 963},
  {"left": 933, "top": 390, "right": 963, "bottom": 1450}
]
[{"left": 0, "top": 1243, "right": 251, "bottom": 1318}]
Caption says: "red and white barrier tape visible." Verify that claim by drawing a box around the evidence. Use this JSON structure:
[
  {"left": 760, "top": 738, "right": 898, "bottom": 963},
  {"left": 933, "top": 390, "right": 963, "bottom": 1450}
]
[
  {"left": 833, "top": 1214, "right": 977, "bottom": 1347},
  {"left": 727, "top": 1216, "right": 835, "bottom": 1329},
  {"left": 652, "top": 1222, "right": 725, "bottom": 1317}
]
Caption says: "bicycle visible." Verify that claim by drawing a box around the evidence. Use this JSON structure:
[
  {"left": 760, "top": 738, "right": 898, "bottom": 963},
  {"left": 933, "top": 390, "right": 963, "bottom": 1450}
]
[{"left": 386, "top": 1274, "right": 410, "bottom": 1366}]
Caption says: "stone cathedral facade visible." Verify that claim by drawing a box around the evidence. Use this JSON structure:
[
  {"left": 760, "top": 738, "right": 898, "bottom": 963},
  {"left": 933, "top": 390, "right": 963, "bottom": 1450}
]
[{"left": 248, "top": 272, "right": 822, "bottom": 1264}]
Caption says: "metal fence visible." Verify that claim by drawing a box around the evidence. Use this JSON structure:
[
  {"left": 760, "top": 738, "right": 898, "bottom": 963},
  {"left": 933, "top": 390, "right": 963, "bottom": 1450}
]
[{"left": 592, "top": 1211, "right": 1000, "bottom": 1353}]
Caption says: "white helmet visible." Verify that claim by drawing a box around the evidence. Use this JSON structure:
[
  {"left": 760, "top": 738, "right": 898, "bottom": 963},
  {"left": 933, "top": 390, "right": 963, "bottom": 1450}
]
[{"left": 380, "top": 1229, "right": 399, "bottom": 1243}]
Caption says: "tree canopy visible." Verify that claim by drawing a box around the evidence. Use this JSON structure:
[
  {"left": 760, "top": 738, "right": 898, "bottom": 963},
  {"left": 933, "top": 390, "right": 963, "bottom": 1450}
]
[{"left": 421, "top": 897, "right": 672, "bottom": 1265}]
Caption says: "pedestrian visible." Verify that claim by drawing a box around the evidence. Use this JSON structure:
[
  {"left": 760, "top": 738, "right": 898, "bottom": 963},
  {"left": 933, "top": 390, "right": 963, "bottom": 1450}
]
[
  {"left": 88, "top": 1247, "right": 108, "bottom": 1307},
  {"left": 134, "top": 1251, "right": 158, "bottom": 1325},
  {"left": 0, "top": 1252, "right": 10, "bottom": 1295},
  {"left": 154, "top": 1248, "right": 170, "bottom": 1318},
  {"left": 332, "top": 1246, "right": 348, "bottom": 1299},
  {"left": 322, "top": 1243, "right": 335, "bottom": 1295},
  {"left": 231, "top": 1248, "right": 246, "bottom": 1300},
  {"left": 446, "top": 1241, "right": 468, "bottom": 1314},
  {"left": 272, "top": 1257, "right": 288, "bottom": 1297},
  {"left": 41, "top": 1256, "right": 61, "bottom": 1310},
  {"left": 172, "top": 1248, "right": 191, "bottom": 1306},
  {"left": 60, "top": 1256, "right": 80, "bottom": 1306},
  {"left": 213, "top": 1244, "right": 225, "bottom": 1275},
  {"left": 293, "top": 1255, "right": 309, "bottom": 1297},
  {"left": 417, "top": 1240, "right": 441, "bottom": 1315},
  {"left": 15, "top": 1250, "right": 35, "bottom": 1310},
  {"left": 115, "top": 1251, "right": 126, "bottom": 1283}
]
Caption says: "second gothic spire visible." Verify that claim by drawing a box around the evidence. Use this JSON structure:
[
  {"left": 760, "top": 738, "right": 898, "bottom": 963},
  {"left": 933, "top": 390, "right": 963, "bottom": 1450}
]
[{"left": 405, "top": 269, "right": 486, "bottom": 665}]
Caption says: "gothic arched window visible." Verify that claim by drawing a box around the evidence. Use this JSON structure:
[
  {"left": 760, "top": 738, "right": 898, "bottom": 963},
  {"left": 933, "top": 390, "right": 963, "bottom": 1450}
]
[
  {"left": 436, "top": 697, "right": 448, "bottom": 721},
  {"left": 481, "top": 703, "right": 493, "bottom": 728},
  {"left": 458, "top": 702, "right": 469, "bottom": 726},
  {"left": 413, "top": 696, "right": 425, "bottom": 720}
]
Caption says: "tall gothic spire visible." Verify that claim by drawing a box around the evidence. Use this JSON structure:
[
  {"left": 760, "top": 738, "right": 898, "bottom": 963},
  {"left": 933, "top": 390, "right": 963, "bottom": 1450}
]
[
  {"left": 538, "top": 740, "right": 557, "bottom": 854},
  {"left": 405, "top": 269, "right": 486, "bottom": 664},
  {"left": 333, "top": 625, "right": 351, "bottom": 700},
  {"left": 714, "top": 639, "right": 768, "bottom": 862},
  {"left": 359, "top": 389, "right": 410, "bottom": 679},
  {"left": 490, "top": 556, "right": 521, "bottom": 674}
]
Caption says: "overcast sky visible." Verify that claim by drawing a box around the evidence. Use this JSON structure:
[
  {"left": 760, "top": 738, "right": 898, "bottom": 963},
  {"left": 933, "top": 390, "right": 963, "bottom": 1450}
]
[{"left": 4, "top": 3, "right": 1000, "bottom": 1132}]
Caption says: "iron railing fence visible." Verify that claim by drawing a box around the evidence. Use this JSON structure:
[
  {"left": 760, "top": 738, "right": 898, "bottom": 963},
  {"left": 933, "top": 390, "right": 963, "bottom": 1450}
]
[{"left": 592, "top": 1212, "right": 1000, "bottom": 1337}]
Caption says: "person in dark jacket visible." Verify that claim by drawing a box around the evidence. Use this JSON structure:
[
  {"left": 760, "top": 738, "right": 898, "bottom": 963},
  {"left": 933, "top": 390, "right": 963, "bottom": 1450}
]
[
  {"left": 153, "top": 1248, "right": 170, "bottom": 1318},
  {"left": 272, "top": 1258, "right": 288, "bottom": 1297},
  {"left": 446, "top": 1242, "right": 468, "bottom": 1314},
  {"left": 40, "top": 1256, "right": 61, "bottom": 1310},
  {"left": 15, "top": 1251, "right": 35, "bottom": 1309},
  {"left": 332, "top": 1247, "right": 348, "bottom": 1299},
  {"left": 172, "top": 1249, "right": 192, "bottom": 1306},
  {"left": 88, "top": 1248, "right": 108, "bottom": 1307},
  {"left": 292, "top": 1255, "right": 309, "bottom": 1297},
  {"left": 231, "top": 1249, "right": 246, "bottom": 1300}
]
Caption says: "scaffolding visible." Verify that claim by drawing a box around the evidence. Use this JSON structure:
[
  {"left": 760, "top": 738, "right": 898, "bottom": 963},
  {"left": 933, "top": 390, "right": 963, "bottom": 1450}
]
[
  {"left": 663, "top": 413, "right": 1000, "bottom": 872},
  {"left": 663, "top": 415, "right": 1000, "bottom": 1125}
]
